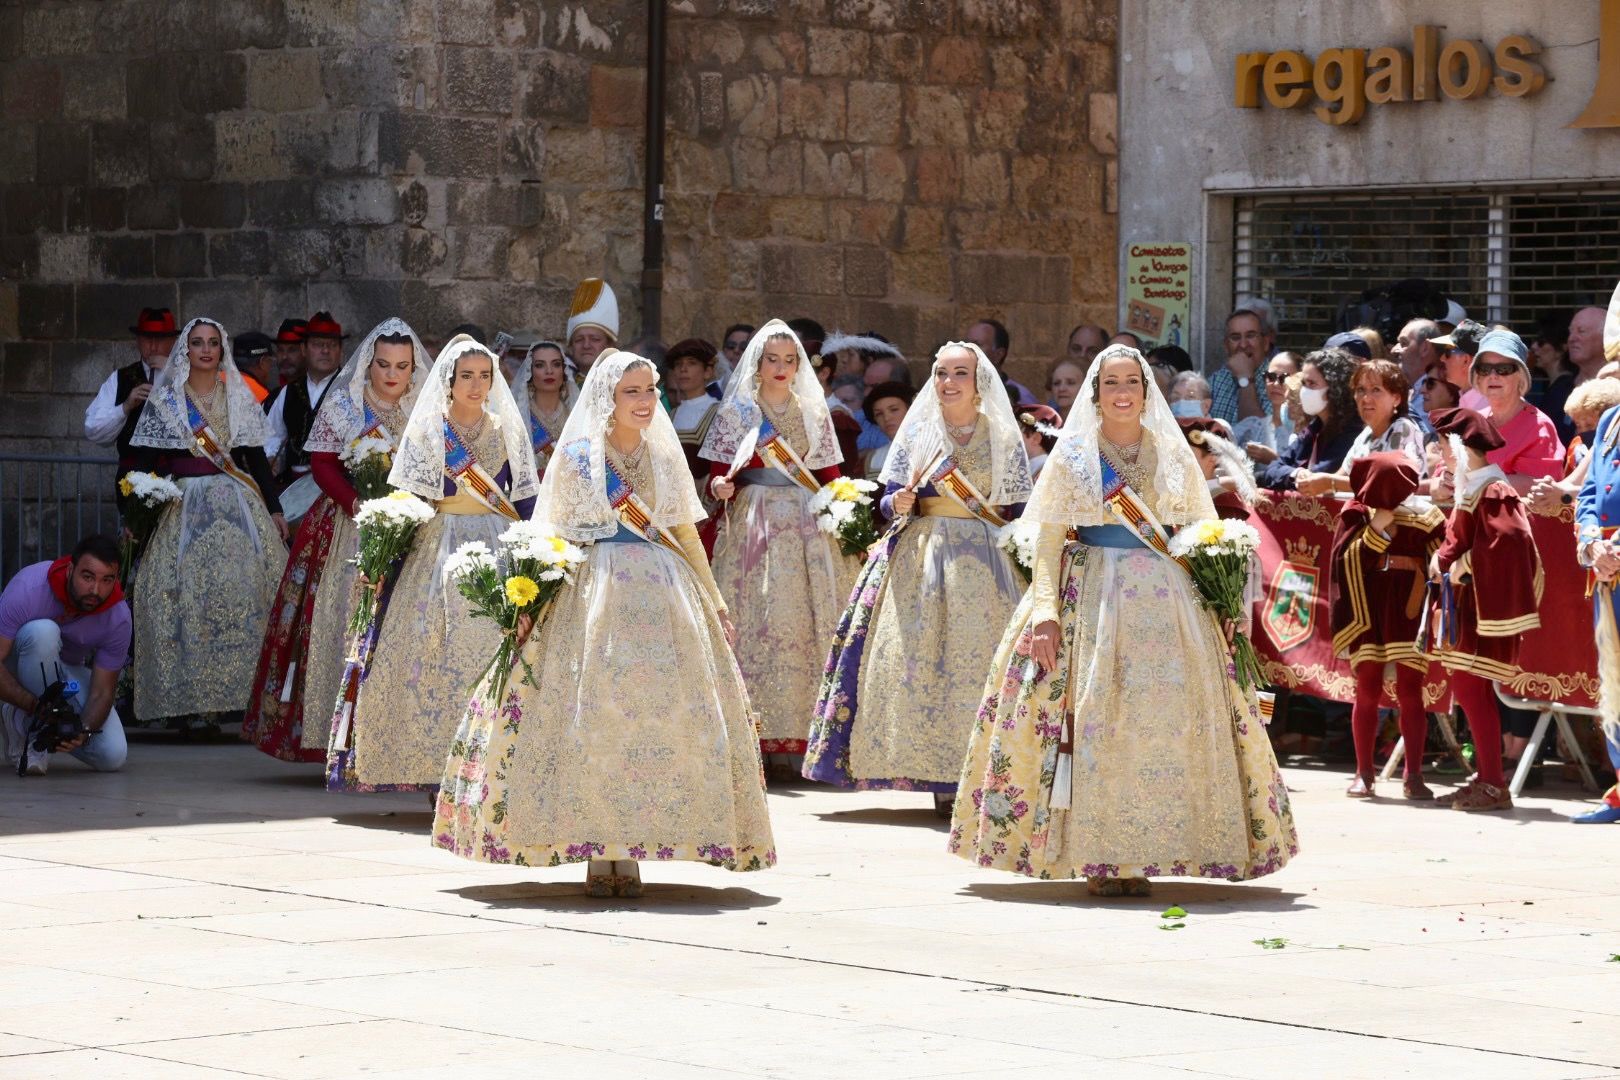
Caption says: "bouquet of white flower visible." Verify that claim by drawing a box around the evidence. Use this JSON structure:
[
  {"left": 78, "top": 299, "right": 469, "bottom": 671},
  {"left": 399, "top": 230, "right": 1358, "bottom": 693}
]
[
  {"left": 995, "top": 518, "right": 1040, "bottom": 583},
  {"left": 340, "top": 435, "right": 394, "bottom": 502},
  {"left": 807, "top": 477, "right": 881, "bottom": 557},
  {"left": 348, "top": 491, "right": 435, "bottom": 637},
  {"left": 117, "top": 470, "right": 183, "bottom": 583},
  {"left": 1168, "top": 517, "right": 1266, "bottom": 691},
  {"left": 445, "top": 520, "right": 587, "bottom": 705}
]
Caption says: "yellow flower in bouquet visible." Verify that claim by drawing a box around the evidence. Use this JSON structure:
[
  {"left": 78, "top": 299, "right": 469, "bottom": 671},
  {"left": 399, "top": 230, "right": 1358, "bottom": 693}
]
[
  {"left": 504, "top": 575, "right": 540, "bottom": 607},
  {"left": 118, "top": 476, "right": 133, "bottom": 497}
]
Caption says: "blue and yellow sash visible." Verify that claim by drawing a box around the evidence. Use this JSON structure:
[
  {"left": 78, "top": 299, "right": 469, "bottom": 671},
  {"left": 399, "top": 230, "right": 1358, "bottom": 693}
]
[
  {"left": 443, "top": 419, "right": 521, "bottom": 520},
  {"left": 754, "top": 415, "right": 822, "bottom": 494},
  {"left": 1097, "top": 452, "right": 1188, "bottom": 571},
  {"left": 604, "top": 456, "right": 688, "bottom": 558},
  {"left": 184, "top": 392, "right": 261, "bottom": 497},
  {"left": 528, "top": 412, "right": 557, "bottom": 460}
]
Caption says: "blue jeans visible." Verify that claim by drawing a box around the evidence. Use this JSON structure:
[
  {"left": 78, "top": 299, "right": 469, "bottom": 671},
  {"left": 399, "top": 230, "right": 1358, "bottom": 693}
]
[{"left": 5, "top": 619, "right": 127, "bottom": 771}]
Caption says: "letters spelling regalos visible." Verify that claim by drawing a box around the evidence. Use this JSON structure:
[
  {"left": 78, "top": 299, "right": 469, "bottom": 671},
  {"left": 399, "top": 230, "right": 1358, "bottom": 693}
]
[{"left": 1234, "top": 26, "right": 1546, "bottom": 126}]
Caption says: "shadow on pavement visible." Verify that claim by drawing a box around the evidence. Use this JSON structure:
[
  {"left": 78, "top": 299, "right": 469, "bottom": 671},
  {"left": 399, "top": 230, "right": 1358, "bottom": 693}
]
[
  {"left": 448, "top": 880, "right": 783, "bottom": 915},
  {"left": 814, "top": 806, "right": 950, "bottom": 830},
  {"left": 960, "top": 879, "right": 1312, "bottom": 912}
]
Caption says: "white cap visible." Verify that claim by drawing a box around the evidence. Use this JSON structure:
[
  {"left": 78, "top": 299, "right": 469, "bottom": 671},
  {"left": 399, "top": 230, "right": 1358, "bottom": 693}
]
[
  {"left": 566, "top": 278, "right": 619, "bottom": 343},
  {"left": 1444, "top": 299, "right": 1468, "bottom": 326}
]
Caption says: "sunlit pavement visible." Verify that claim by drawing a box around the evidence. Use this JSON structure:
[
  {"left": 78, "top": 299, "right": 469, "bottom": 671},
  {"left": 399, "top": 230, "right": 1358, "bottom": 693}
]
[{"left": 2, "top": 740, "right": 1618, "bottom": 1079}]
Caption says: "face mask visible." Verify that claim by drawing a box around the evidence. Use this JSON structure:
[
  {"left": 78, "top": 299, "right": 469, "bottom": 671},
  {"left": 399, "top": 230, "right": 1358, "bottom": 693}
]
[
  {"left": 1299, "top": 386, "right": 1328, "bottom": 416},
  {"left": 1169, "top": 399, "right": 1206, "bottom": 418}
]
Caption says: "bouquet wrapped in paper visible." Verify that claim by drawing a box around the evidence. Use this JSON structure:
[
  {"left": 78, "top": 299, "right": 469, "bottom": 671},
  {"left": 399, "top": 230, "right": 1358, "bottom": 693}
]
[
  {"left": 340, "top": 435, "right": 394, "bottom": 502},
  {"left": 348, "top": 491, "right": 434, "bottom": 637},
  {"left": 444, "top": 520, "right": 587, "bottom": 706},
  {"left": 1167, "top": 517, "right": 1266, "bottom": 692},
  {"left": 116, "top": 470, "right": 182, "bottom": 583},
  {"left": 807, "top": 477, "right": 880, "bottom": 558},
  {"left": 995, "top": 517, "right": 1039, "bottom": 583}
]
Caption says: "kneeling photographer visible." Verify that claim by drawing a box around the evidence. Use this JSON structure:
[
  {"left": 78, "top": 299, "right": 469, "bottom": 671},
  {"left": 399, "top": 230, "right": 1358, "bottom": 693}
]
[{"left": 0, "top": 534, "right": 130, "bottom": 775}]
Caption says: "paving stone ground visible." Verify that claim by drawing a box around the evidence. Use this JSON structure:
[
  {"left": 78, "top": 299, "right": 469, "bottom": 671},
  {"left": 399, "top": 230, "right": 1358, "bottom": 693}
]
[{"left": 2, "top": 739, "right": 1618, "bottom": 1079}]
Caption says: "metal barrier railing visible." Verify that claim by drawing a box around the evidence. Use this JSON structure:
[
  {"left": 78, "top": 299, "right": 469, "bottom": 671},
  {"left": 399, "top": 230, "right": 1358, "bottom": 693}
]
[{"left": 0, "top": 454, "right": 120, "bottom": 581}]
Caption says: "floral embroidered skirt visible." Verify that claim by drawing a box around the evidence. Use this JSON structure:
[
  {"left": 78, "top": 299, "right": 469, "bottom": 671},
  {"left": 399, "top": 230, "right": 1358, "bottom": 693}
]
[
  {"left": 241, "top": 495, "right": 340, "bottom": 762},
  {"left": 339, "top": 510, "right": 507, "bottom": 792},
  {"left": 950, "top": 542, "right": 1298, "bottom": 881},
  {"left": 133, "top": 474, "right": 287, "bottom": 721},
  {"left": 299, "top": 511, "right": 359, "bottom": 752},
  {"left": 433, "top": 538, "right": 776, "bottom": 871},
  {"left": 711, "top": 483, "right": 859, "bottom": 753},
  {"left": 804, "top": 515, "right": 1023, "bottom": 791}
]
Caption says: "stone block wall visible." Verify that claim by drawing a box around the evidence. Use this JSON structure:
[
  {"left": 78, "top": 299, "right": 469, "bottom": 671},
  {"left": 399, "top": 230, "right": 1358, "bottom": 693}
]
[{"left": 0, "top": 0, "right": 1117, "bottom": 460}]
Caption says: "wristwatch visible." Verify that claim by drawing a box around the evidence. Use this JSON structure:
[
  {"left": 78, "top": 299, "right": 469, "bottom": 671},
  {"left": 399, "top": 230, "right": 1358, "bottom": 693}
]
[{"left": 1236, "top": 376, "right": 1251, "bottom": 389}]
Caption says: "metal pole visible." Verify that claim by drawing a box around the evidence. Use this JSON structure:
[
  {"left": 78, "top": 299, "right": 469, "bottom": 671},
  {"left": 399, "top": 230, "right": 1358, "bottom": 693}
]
[{"left": 641, "top": 0, "right": 667, "bottom": 342}]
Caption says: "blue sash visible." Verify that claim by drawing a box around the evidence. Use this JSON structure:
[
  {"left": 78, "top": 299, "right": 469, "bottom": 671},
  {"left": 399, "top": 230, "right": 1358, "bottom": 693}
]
[
  {"left": 528, "top": 412, "right": 555, "bottom": 457},
  {"left": 442, "top": 419, "right": 520, "bottom": 519}
]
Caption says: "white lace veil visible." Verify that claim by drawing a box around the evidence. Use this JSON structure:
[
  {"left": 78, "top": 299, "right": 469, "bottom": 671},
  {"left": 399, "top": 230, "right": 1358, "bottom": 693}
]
[
  {"left": 698, "top": 319, "right": 841, "bottom": 469},
  {"left": 534, "top": 349, "right": 706, "bottom": 541},
  {"left": 877, "top": 341, "right": 1031, "bottom": 505},
  {"left": 131, "top": 317, "right": 270, "bottom": 451},
  {"left": 387, "top": 334, "right": 540, "bottom": 504},
  {"left": 1024, "top": 344, "right": 1214, "bottom": 527},
  {"left": 508, "top": 339, "right": 578, "bottom": 431},
  {"left": 304, "top": 318, "right": 432, "bottom": 454}
]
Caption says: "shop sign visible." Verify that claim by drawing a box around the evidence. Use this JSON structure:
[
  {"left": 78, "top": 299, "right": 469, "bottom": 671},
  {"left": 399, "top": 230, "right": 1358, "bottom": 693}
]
[
  {"left": 1234, "top": 26, "right": 1544, "bottom": 126},
  {"left": 1123, "top": 242, "right": 1191, "bottom": 351}
]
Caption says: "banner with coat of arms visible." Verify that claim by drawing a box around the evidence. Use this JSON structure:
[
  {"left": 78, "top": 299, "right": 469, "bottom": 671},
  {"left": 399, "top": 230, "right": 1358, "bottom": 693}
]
[{"left": 1247, "top": 493, "right": 1599, "bottom": 710}]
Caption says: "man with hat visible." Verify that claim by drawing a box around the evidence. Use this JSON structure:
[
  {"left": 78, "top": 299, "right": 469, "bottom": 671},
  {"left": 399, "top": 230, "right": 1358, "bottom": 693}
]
[
  {"left": 1429, "top": 319, "right": 1489, "bottom": 412},
  {"left": 1426, "top": 406, "right": 1543, "bottom": 812},
  {"left": 233, "top": 331, "right": 275, "bottom": 406},
  {"left": 83, "top": 307, "right": 179, "bottom": 501},
  {"left": 565, "top": 278, "right": 619, "bottom": 375},
  {"left": 274, "top": 319, "right": 308, "bottom": 387},
  {"left": 266, "top": 312, "right": 345, "bottom": 507}
]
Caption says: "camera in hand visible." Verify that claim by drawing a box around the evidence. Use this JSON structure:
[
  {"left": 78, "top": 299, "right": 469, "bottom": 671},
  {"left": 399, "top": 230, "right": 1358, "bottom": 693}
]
[{"left": 17, "top": 664, "right": 86, "bottom": 777}]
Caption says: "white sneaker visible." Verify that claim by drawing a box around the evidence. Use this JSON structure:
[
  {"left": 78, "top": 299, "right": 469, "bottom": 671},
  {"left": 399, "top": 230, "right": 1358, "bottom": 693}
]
[{"left": 23, "top": 747, "right": 47, "bottom": 776}]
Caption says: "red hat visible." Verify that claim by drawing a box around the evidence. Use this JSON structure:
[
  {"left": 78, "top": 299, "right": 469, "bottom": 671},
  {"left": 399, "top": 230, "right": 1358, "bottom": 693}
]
[
  {"left": 1348, "top": 452, "right": 1419, "bottom": 511},
  {"left": 1428, "top": 407, "right": 1505, "bottom": 453},
  {"left": 304, "top": 311, "right": 347, "bottom": 340},
  {"left": 275, "top": 318, "right": 308, "bottom": 344},
  {"left": 129, "top": 307, "right": 177, "bottom": 337}
]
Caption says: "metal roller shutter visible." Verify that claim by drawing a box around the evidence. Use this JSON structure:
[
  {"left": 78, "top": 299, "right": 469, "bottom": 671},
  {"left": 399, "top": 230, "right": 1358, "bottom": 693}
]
[{"left": 1234, "top": 184, "right": 1620, "bottom": 347}]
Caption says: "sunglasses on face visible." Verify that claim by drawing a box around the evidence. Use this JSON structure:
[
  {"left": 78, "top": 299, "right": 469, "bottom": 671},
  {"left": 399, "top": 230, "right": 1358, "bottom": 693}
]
[
  {"left": 1262, "top": 372, "right": 1290, "bottom": 384},
  {"left": 1474, "top": 361, "right": 1519, "bottom": 377}
]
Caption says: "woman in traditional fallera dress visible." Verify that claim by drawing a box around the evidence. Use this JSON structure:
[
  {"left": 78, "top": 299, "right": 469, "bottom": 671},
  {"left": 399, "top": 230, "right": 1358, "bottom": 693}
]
[
  {"left": 433, "top": 350, "right": 775, "bottom": 897},
  {"left": 804, "top": 342, "right": 1032, "bottom": 813},
  {"left": 510, "top": 339, "right": 576, "bottom": 478},
  {"left": 129, "top": 318, "right": 290, "bottom": 724},
  {"left": 329, "top": 336, "right": 538, "bottom": 792},
  {"left": 950, "top": 345, "right": 1297, "bottom": 894},
  {"left": 701, "top": 320, "right": 858, "bottom": 764},
  {"left": 299, "top": 320, "right": 431, "bottom": 759}
]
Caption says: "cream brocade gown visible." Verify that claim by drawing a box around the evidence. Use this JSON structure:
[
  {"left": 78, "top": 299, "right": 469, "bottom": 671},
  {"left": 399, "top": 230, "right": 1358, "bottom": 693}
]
[
  {"left": 709, "top": 404, "right": 860, "bottom": 751},
  {"left": 433, "top": 443, "right": 776, "bottom": 871},
  {"left": 343, "top": 429, "right": 515, "bottom": 790},
  {"left": 299, "top": 510, "right": 360, "bottom": 750},
  {"left": 950, "top": 445, "right": 1298, "bottom": 881},
  {"left": 133, "top": 398, "right": 287, "bottom": 721}
]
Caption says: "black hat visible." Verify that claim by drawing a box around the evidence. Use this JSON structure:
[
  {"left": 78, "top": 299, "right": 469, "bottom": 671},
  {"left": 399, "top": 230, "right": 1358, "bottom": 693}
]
[
  {"left": 234, "top": 331, "right": 273, "bottom": 360},
  {"left": 275, "top": 318, "right": 308, "bottom": 344}
]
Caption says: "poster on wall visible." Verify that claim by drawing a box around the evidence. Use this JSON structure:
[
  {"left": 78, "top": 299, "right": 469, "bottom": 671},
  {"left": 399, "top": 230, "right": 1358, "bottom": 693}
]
[{"left": 1123, "top": 242, "right": 1192, "bottom": 351}]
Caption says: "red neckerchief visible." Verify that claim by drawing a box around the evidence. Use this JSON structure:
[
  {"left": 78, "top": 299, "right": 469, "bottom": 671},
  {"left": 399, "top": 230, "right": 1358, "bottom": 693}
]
[{"left": 47, "top": 556, "right": 124, "bottom": 619}]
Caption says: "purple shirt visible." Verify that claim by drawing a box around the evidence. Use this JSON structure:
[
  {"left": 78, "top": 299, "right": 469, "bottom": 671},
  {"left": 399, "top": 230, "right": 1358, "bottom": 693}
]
[{"left": 0, "top": 561, "right": 132, "bottom": 671}]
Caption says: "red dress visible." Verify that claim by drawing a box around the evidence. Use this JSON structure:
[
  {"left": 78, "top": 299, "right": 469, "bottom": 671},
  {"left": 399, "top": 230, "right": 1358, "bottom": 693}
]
[
  {"left": 240, "top": 451, "right": 356, "bottom": 762},
  {"left": 1432, "top": 474, "right": 1543, "bottom": 679}
]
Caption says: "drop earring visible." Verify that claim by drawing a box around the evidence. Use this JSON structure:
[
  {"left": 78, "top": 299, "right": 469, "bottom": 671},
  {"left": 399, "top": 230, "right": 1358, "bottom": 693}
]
[{"left": 606, "top": 413, "right": 617, "bottom": 433}]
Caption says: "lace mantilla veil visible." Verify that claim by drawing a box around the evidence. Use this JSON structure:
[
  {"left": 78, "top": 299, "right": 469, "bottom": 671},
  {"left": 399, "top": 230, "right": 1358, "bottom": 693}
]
[
  {"left": 1023, "top": 343, "right": 1215, "bottom": 528},
  {"left": 534, "top": 349, "right": 706, "bottom": 542},
  {"left": 304, "top": 317, "right": 432, "bottom": 454},
  {"left": 130, "top": 317, "right": 271, "bottom": 451},
  {"left": 387, "top": 335, "right": 540, "bottom": 504},
  {"left": 877, "top": 341, "right": 1031, "bottom": 506},
  {"left": 698, "top": 319, "right": 842, "bottom": 469},
  {"left": 508, "top": 340, "right": 579, "bottom": 431}
]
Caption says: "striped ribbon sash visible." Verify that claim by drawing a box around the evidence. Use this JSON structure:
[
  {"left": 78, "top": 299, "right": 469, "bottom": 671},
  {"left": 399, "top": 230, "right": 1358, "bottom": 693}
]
[
  {"left": 528, "top": 412, "right": 556, "bottom": 460},
  {"left": 443, "top": 419, "right": 521, "bottom": 520},
  {"left": 604, "top": 457, "right": 688, "bottom": 558},
  {"left": 928, "top": 456, "right": 1006, "bottom": 528},
  {"left": 1097, "top": 453, "right": 1190, "bottom": 572},
  {"left": 184, "top": 394, "right": 262, "bottom": 498},
  {"left": 755, "top": 415, "right": 822, "bottom": 494}
]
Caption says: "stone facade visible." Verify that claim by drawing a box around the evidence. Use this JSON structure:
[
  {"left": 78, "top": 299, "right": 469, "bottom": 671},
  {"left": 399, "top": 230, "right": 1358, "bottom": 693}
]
[{"left": 1, "top": 0, "right": 1118, "bottom": 461}]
